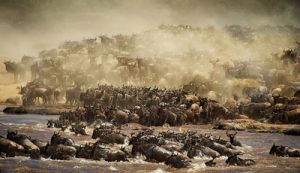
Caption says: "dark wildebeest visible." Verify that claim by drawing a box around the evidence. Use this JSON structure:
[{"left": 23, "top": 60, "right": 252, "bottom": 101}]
[
  {"left": 226, "top": 130, "right": 242, "bottom": 147},
  {"left": 4, "top": 61, "right": 26, "bottom": 82},
  {"left": 6, "top": 130, "right": 40, "bottom": 159},
  {"left": 45, "top": 143, "right": 77, "bottom": 160},
  {"left": 21, "top": 86, "right": 54, "bottom": 105},
  {"left": 0, "top": 135, "right": 25, "bottom": 157},
  {"left": 91, "top": 144, "right": 129, "bottom": 162},
  {"left": 269, "top": 144, "right": 300, "bottom": 157},
  {"left": 226, "top": 154, "right": 256, "bottom": 166},
  {"left": 50, "top": 131, "right": 75, "bottom": 146},
  {"left": 65, "top": 86, "right": 81, "bottom": 106}
]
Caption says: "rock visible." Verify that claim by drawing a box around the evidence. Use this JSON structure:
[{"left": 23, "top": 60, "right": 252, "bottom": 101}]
[
  {"left": 3, "top": 106, "right": 70, "bottom": 115},
  {"left": 3, "top": 107, "right": 28, "bottom": 114}
]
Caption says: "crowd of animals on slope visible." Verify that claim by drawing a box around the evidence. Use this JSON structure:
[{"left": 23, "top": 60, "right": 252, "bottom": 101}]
[
  {"left": 2, "top": 25, "right": 300, "bottom": 105},
  {"left": 1, "top": 25, "right": 300, "bottom": 125}
]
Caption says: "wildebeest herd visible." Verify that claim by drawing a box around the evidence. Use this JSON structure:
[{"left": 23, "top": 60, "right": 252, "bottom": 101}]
[
  {"left": 1, "top": 125, "right": 299, "bottom": 169},
  {"left": 3, "top": 25, "right": 300, "bottom": 105},
  {"left": 56, "top": 83, "right": 300, "bottom": 126},
  {"left": 2, "top": 82, "right": 300, "bottom": 168},
  {"left": 2, "top": 25, "right": 300, "bottom": 169}
]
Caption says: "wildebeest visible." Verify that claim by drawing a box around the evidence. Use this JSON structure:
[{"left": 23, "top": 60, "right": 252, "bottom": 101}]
[
  {"left": 76, "top": 143, "right": 94, "bottom": 159},
  {"left": 226, "top": 154, "right": 256, "bottom": 166},
  {"left": 165, "top": 153, "right": 192, "bottom": 168},
  {"left": 132, "top": 143, "right": 191, "bottom": 168},
  {"left": 20, "top": 85, "right": 55, "bottom": 105},
  {"left": 200, "top": 98, "right": 228, "bottom": 122},
  {"left": 239, "top": 102, "right": 271, "bottom": 119},
  {"left": 45, "top": 143, "right": 77, "bottom": 160},
  {"left": 91, "top": 144, "right": 129, "bottom": 162},
  {"left": 50, "top": 131, "right": 75, "bottom": 146},
  {"left": 0, "top": 135, "right": 25, "bottom": 157},
  {"left": 65, "top": 86, "right": 81, "bottom": 105},
  {"left": 226, "top": 130, "right": 242, "bottom": 147},
  {"left": 269, "top": 144, "right": 300, "bottom": 157},
  {"left": 3, "top": 61, "right": 26, "bottom": 82},
  {"left": 71, "top": 124, "right": 88, "bottom": 136},
  {"left": 283, "top": 108, "right": 300, "bottom": 124},
  {"left": 6, "top": 130, "right": 40, "bottom": 159},
  {"left": 92, "top": 128, "right": 127, "bottom": 144},
  {"left": 31, "top": 139, "right": 47, "bottom": 155}
]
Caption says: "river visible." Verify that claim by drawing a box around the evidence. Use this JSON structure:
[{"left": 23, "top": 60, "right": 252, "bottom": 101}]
[{"left": 0, "top": 111, "right": 299, "bottom": 173}]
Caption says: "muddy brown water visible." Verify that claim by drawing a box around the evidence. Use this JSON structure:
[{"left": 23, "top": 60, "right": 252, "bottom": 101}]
[{"left": 0, "top": 110, "right": 300, "bottom": 173}]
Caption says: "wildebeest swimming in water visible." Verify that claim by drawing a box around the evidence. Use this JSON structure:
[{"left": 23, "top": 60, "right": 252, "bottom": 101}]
[
  {"left": 269, "top": 143, "right": 300, "bottom": 157},
  {"left": 226, "top": 154, "right": 256, "bottom": 166},
  {"left": 44, "top": 143, "right": 77, "bottom": 160},
  {"left": 226, "top": 130, "right": 242, "bottom": 147},
  {"left": 0, "top": 135, "right": 25, "bottom": 157},
  {"left": 90, "top": 144, "right": 129, "bottom": 162},
  {"left": 71, "top": 124, "right": 88, "bottom": 136},
  {"left": 31, "top": 139, "right": 48, "bottom": 155},
  {"left": 6, "top": 130, "right": 40, "bottom": 159},
  {"left": 47, "top": 119, "right": 70, "bottom": 131},
  {"left": 50, "top": 131, "right": 75, "bottom": 146},
  {"left": 1, "top": 126, "right": 261, "bottom": 168},
  {"left": 132, "top": 143, "right": 191, "bottom": 168},
  {"left": 92, "top": 128, "right": 127, "bottom": 144}
]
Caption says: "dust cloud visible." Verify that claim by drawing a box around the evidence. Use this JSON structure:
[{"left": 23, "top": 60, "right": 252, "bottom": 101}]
[
  {"left": 0, "top": 0, "right": 299, "bottom": 58},
  {"left": 0, "top": 0, "right": 300, "bottom": 103}
]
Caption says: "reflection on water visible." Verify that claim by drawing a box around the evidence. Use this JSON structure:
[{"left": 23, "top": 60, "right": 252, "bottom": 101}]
[{"left": 0, "top": 113, "right": 300, "bottom": 173}]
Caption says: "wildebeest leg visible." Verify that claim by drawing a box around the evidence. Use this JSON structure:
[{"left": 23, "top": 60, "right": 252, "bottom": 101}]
[
  {"left": 14, "top": 72, "right": 18, "bottom": 83},
  {"left": 205, "top": 159, "right": 216, "bottom": 167}
]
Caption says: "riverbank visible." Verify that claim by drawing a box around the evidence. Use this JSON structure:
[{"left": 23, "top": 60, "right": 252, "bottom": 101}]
[{"left": 213, "top": 118, "right": 300, "bottom": 135}]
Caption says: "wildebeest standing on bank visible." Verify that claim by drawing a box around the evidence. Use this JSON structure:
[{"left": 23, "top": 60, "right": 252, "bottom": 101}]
[
  {"left": 65, "top": 86, "right": 82, "bottom": 106},
  {"left": 20, "top": 86, "right": 54, "bottom": 105},
  {"left": 3, "top": 61, "right": 26, "bottom": 82}
]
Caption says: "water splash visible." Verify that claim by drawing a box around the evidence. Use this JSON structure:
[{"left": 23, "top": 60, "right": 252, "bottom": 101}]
[{"left": 151, "top": 168, "right": 169, "bottom": 173}]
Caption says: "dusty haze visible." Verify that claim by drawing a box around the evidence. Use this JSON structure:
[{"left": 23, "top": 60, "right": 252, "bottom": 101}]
[
  {"left": 0, "top": 0, "right": 300, "bottom": 58},
  {"left": 0, "top": 0, "right": 300, "bottom": 103}
]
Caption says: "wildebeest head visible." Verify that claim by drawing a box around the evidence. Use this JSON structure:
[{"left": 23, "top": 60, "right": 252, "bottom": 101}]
[
  {"left": 7, "top": 129, "right": 18, "bottom": 139},
  {"left": 51, "top": 131, "right": 62, "bottom": 140},
  {"left": 225, "top": 154, "right": 239, "bottom": 165},
  {"left": 199, "top": 97, "right": 208, "bottom": 107},
  {"left": 226, "top": 130, "right": 237, "bottom": 143},
  {"left": 3, "top": 61, "right": 18, "bottom": 73},
  {"left": 47, "top": 120, "right": 56, "bottom": 128}
]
